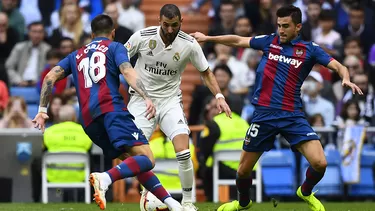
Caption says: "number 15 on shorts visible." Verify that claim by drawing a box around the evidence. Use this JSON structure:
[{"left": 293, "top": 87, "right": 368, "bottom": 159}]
[{"left": 244, "top": 123, "right": 260, "bottom": 144}]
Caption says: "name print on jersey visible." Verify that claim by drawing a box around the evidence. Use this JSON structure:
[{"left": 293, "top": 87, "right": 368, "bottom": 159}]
[
  {"left": 144, "top": 61, "right": 178, "bottom": 76},
  {"left": 268, "top": 52, "right": 302, "bottom": 68}
]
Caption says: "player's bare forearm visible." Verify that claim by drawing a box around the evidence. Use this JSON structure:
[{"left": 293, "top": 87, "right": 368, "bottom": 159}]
[
  {"left": 206, "top": 35, "right": 251, "bottom": 48},
  {"left": 200, "top": 68, "right": 221, "bottom": 95},
  {"left": 327, "top": 59, "right": 350, "bottom": 81},
  {"left": 119, "top": 62, "right": 150, "bottom": 100},
  {"left": 39, "top": 66, "right": 66, "bottom": 107}
]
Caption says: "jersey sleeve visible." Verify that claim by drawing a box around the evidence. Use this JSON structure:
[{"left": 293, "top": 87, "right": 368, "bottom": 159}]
[
  {"left": 249, "top": 34, "right": 273, "bottom": 51},
  {"left": 312, "top": 42, "right": 334, "bottom": 67},
  {"left": 57, "top": 54, "right": 72, "bottom": 76},
  {"left": 124, "top": 30, "right": 142, "bottom": 58},
  {"left": 114, "top": 43, "right": 130, "bottom": 68},
  {"left": 190, "top": 39, "right": 209, "bottom": 72}
]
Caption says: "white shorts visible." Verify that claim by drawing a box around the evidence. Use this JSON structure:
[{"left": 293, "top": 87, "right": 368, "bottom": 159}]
[{"left": 128, "top": 94, "right": 190, "bottom": 140}]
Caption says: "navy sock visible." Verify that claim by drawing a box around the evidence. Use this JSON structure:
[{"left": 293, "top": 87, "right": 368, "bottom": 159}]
[
  {"left": 301, "top": 166, "right": 325, "bottom": 196},
  {"left": 137, "top": 171, "right": 171, "bottom": 202}
]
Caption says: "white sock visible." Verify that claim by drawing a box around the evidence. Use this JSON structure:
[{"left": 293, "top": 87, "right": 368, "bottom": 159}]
[
  {"left": 176, "top": 149, "right": 194, "bottom": 203},
  {"left": 101, "top": 172, "right": 113, "bottom": 188},
  {"left": 164, "top": 196, "right": 182, "bottom": 210}
]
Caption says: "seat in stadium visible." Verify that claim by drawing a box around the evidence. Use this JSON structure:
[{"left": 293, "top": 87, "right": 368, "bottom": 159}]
[
  {"left": 27, "top": 104, "right": 39, "bottom": 119},
  {"left": 348, "top": 150, "right": 375, "bottom": 196},
  {"left": 261, "top": 149, "right": 296, "bottom": 196},
  {"left": 300, "top": 149, "right": 342, "bottom": 196},
  {"left": 10, "top": 87, "right": 39, "bottom": 104}
]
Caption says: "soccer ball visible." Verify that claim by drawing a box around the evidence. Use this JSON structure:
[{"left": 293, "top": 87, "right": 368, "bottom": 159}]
[{"left": 140, "top": 190, "right": 169, "bottom": 211}]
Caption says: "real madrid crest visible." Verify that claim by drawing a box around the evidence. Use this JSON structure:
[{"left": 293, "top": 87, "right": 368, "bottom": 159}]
[
  {"left": 296, "top": 49, "right": 304, "bottom": 57},
  {"left": 149, "top": 40, "right": 157, "bottom": 50},
  {"left": 173, "top": 52, "right": 180, "bottom": 62}
]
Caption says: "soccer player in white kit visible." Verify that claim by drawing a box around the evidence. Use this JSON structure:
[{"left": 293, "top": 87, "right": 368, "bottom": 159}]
[{"left": 124, "top": 4, "right": 232, "bottom": 210}]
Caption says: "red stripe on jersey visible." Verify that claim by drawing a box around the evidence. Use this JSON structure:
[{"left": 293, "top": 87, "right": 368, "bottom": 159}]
[
  {"left": 76, "top": 48, "right": 93, "bottom": 126},
  {"left": 281, "top": 43, "right": 307, "bottom": 111},
  {"left": 258, "top": 36, "right": 281, "bottom": 107},
  {"left": 97, "top": 40, "right": 114, "bottom": 114}
]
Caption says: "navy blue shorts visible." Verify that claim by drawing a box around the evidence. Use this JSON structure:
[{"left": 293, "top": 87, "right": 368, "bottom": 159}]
[
  {"left": 243, "top": 111, "right": 320, "bottom": 152},
  {"left": 84, "top": 111, "right": 148, "bottom": 159}
]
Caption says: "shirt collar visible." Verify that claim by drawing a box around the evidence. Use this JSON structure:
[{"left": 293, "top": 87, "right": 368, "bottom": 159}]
[
  {"left": 92, "top": 37, "right": 110, "bottom": 42},
  {"left": 277, "top": 34, "right": 302, "bottom": 45}
]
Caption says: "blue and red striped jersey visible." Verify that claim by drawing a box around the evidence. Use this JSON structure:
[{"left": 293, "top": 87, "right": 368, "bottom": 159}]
[
  {"left": 57, "top": 37, "right": 129, "bottom": 127},
  {"left": 250, "top": 34, "right": 333, "bottom": 112}
]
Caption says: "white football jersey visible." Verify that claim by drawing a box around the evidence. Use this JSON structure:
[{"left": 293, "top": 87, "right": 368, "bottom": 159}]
[{"left": 125, "top": 26, "right": 209, "bottom": 98}]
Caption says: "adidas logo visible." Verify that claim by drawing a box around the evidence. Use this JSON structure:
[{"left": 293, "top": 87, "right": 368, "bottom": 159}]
[
  {"left": 178, "top": 119, "right": 184, "bottom": 124},
  {"left": 146, "top": 51, "right": 153, "bottom": 56}
]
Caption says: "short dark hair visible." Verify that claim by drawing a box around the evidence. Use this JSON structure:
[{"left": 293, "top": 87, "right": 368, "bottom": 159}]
[
  {"left": 318, "top": 9, "right": 335, "bottom": 21},
  {"left": 344, "top": 36, "right": 361, "bottom": 47},
  {"left": 160, "top": 4, "right": 181, "bottom": 20},
  {"left": 307, "top": 0, "right": 322, "bottom": 6},
  {"left": 220, "top": 0, "right": 235, "bottom": 9},
  {"left": 276, "top": 5, "right": 302, "bottom": 25},
  {"left": 213, "top": 64, "right": 233, "bottom": 78},
  {"left": 28, "top": 21, "right": 44, "bottom": 30},
  {"left": 46, "top": 49, "right": 63, "bottom": 60},
  {"left": 91, "top": 14, "right": 114, "bottom": 35}
]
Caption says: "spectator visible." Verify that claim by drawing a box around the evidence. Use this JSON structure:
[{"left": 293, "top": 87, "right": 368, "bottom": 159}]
[
  {"left": 58, "top": 37, "right": 75, "bottom": 57},
  {"left": 0, "top": 79, "right": 8, "bottom": 116},
  {"left": 340, "top": 73, "right": 374, "bottom": 123},
  {"left": 116, "top": 0, "right": 145, "bottom": 32},
  {"left": 104, "top": 3, "right": 133, "bottom": 44},
  {"left": 314, "top": 9, "right": 342, "bottom": 58},
  {"left": 343, "top": 36, "right": 364, "bottom": 62},
  {"left": 18, "top": 0, "right": 42, "bottom": 28},
  {"left": 0, "top": 0, "right": 25, "bottom": 41},
  {"left": 204, "top": 0, "right": 236, "bottom": 56},
  {"left": 244, "top": 0, "right": 276, "bottom": 35},
  {"left": 5, "top": 21, "right": 51, "bottom": 86},
  {"left": 188, "top": 64, "right": 243, "bottom": 125},
  {"left": 369, "top": 44, "right": 375, "bottom": 67},
  {"left": 0, "top": 96, "right": 32, "bottom": 128},
  {"left": 334, "top": 99, "right": 368, "bottom": 128},
  {"left": 210, "top": 43, "right": 252, "bottom": 95},
  {"left": 302, "top": 71, "right": 335, "bottom": 127},
  {"left": 49, "top": 4, "right": 88, "bottom": 48},
  {"left": 301, "top": 0, "right": 322, "bottom": 41},
  {"left": 49, "top": 0, "right": 91, "bottom": 35},
  {"left": 45, "top": 95, "right": 66, "bottom": 128}
]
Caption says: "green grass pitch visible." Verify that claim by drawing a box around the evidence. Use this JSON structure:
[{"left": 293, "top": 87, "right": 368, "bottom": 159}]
[{"left": 0, "top": 202, "right": 374, "bottom": 211}]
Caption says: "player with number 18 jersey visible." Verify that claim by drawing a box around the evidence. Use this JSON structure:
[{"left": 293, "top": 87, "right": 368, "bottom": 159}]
[{"left": 57, "top": 37, "right": 148, "bottom": 158}]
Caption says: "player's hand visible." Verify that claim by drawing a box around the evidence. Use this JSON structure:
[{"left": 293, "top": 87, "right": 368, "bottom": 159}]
[
  {"left": 216, "top": 98, "right": 232, "bottom": 118},
  {"left": 189, "top": 32, "right": 208, "bottom": 43},
  {"left": 144, "top": 98, "right": 156, "bottom": 120},
  {"left": 32, "top": 112, "right": 49, "bottom": 133},
  {"left": 342, "top": 79, "right": 363, "bottom": 95}
]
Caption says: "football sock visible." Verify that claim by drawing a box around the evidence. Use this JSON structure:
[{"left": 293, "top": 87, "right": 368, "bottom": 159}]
[
  {"left": 301, "top": 166, "right": 325, "bottom": 196},
  {"left": 105, "top": 155, "right": 153, "bottom": 183},
  {"left": 236, "top": 173, "right": 252, "bottom": 207},
  {"left": 137, "top": 171, "right": 171, "bottom": 202},
  {"left": 176, "top": 149, "right": 194, "bottom": 203}
]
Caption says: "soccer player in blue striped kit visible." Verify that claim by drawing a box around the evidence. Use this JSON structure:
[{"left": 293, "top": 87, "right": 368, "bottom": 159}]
[
  {"left": 191, "top": 5, "right": 363, "bottom": 211},
  {"left": 32, "top": 14, "right": 182, "bottom": 210}
]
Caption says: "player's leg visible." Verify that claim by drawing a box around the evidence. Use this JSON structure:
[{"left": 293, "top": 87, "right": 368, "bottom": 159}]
[
  {"left": 128, "top": 95, "right": 158, "bottom": 139},
  {"left": 280, "top": 117, "right": 326, "bottom": 211},
  {"left": 218, "top": 122, "right": 278, "bottom": 211},
  {"left": 158, "top": 96, "right": 195, "bottom": 208}
]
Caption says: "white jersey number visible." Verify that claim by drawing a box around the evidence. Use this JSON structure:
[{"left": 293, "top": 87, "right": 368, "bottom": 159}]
[{"left": 78, "top": 51, "right": 106, "bottom": 88}]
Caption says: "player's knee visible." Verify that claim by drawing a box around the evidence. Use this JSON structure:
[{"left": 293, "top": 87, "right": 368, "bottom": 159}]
[
  {"left": 172, "top": 134, "right": 189, "bottom": 153},
  {"left": 311, "top": 159, "right": 327, "bottom": 172},
  {"left": 237, "top": 164, "right": 252, "bottom": 178}
]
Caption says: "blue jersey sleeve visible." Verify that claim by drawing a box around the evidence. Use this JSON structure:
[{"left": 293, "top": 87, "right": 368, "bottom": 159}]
[
  {"left": 57, "top": 54, "right": 72, "bottom": 76},
  {"left": 249, "top": 34, "right": 273, "bottom": 51},
  {"left": 113, "top": 43, "right": 130, "bottom": 68},
  {"left": 312, "top": 42, "right": 334, "bottom": 67}
]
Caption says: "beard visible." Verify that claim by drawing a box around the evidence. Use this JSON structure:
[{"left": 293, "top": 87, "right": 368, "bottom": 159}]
[{"left": 161, "top": 26, "right": 180, "bottom": 43}]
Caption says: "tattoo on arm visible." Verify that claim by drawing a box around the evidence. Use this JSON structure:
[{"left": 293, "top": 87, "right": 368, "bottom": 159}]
[
  {"left": 39, "top": 66, "right": 66, "bottom": 107},
  {"left": 120, "top": 62, "right": 150, "bottom": 99}
]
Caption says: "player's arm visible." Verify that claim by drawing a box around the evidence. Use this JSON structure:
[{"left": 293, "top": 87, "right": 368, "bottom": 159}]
[
  {"left": 313, "top": 43, "right": 363, "bottom": 95},
  {"left": 39, "top": 66, "right": 66, "bottom": 108},
  {"left": 190, "top": 31, "right": 251, "bottom": 48},
  {"left": 119, "top": 62, "right": 150, "bottom": 100}
]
